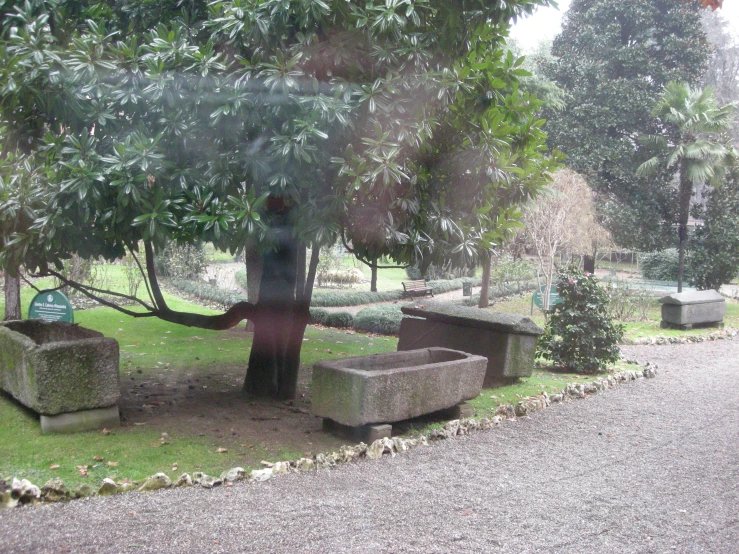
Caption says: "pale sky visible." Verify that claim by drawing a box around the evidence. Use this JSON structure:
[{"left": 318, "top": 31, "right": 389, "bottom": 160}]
[{"left": 510, "top": 0, "right": 739, "bottom": 52}]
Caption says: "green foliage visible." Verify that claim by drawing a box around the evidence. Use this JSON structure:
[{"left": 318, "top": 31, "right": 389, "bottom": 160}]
[
  {"left": 156, "top": 242, "right": 206, "bottom": 282},
  {"left": 353, "top": 305, "right": 404, "bottom": 335},
  {"left": 544, "top": 0, "right": 710, "bottom": 251},
  {"left": 640, "top": 250, "right": 684, "bottom": 282},
  {"left": 689, "top": 162, "right": 739, "bottom": 290},
  {"left": 311, "top": 289, "right": 404, "bottom": 307},
  {"left": 537, "top": 266, "right": 624, "bottom": 374},
  {"left": 308, "top": 308, "right": 353, "bottom": 329},
  {"left": 405, "top": 262, "right": 475, "bottom": 281}
]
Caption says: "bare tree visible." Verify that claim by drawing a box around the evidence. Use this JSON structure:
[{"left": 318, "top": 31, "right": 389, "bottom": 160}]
[{"left": 523, "top": 169, "right": 610, "bottom": 309}]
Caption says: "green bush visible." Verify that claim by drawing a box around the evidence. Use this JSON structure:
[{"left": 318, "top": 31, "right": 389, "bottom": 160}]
[
  {"left": 640, "top": 249, "right": 694, "bottom": 282},
  {"left": 405, "top": 263, "right": 475, "bottom": 280},
  {"left": 322, "top": 311, "right": 355, "bottom": 328},
  {"left": 537, "top": 265, "right": 624, "bottom": 374},
  {"left": 157, "top": 242, "right": 206, "bottom": 281},
  {"left": 353, "top": 305, "right": 404, "bottom": 335}
]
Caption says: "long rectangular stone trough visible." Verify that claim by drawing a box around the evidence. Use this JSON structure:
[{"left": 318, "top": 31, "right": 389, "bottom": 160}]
[
  {"left": 0, "top": 320, "right": 121, "bottom": 434},
  {"left": 312, "top": 347, "right": 487, "bottom": 439}
]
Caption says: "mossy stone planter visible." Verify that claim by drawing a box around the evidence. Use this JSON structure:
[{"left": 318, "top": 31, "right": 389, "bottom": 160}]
[
  {"left": 0, "top": 320, "right": 120, "bottom": 433},
  {"left": 312, "top": 347, "right": 487, "bottom": 429}
]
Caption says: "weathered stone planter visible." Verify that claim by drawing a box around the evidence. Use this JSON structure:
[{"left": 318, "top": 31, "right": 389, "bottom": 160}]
[
  {"left": 312, "top": 347, "right": 487, "bottom": 436},
  {"left": 397, "top": 303, "right": 543, "bottom": 386},
  {"left": 658, "top": 290, "right": 726, "bottom": 330},
  {"left": 0, "top": 320, "right": 121, "bottom": 434}
]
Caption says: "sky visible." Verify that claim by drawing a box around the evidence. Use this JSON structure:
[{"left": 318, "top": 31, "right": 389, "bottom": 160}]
[{"left": 510, "top": 0, "right": 739, "bottom": 51}]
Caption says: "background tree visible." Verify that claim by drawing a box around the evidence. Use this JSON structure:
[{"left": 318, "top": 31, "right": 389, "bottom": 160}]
[
  {"left": 0, "top": 0, "right": 557, "bottom": 399},
  {"left": 701, "top": 8, "right": 739, "bottom": 144},
  {"left": 543, "top": 0, "right": 710, "bottom": 251},
  {"left": 637, "top": 82, "right": 733, "bottom": 292},
  {"left": 522, "top": 168, "right": 601, "bottom": 309},
  {"left": 688, "top": 154, "right": 739, "bottom": 290}
]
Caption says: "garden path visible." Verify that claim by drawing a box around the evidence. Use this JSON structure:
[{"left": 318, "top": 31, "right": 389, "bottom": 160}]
[{"left": 1, "top": 339, "right": 737, "bottom": 553}]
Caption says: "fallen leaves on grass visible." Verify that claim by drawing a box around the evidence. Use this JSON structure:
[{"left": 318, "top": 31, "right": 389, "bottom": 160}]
[
  {"left": 93, "top": 455, "right": 104, "bottom": 462},
  {"left": 107, "top": 461, "right": 119, "bottom": 467},
  {"left": 100, "top": 428, "right": 112, "bottom": 435},
  {"left": 216, "top": 447, "right": 228, "bottom": 453},
  {"left": 49, "top": 464, "right": 60, "bottom": 470}
]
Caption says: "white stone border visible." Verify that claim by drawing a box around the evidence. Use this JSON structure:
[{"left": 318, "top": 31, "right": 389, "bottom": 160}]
[{"left": 0, "top": 363, "right": 658, "bottom": 509}]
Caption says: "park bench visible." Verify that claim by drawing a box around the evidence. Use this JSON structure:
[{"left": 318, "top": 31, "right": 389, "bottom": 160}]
[{"left": 402, "top": 279, "right": 434, "bottom": 298}]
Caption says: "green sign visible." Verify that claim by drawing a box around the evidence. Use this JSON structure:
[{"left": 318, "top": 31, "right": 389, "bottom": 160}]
[
  {"left": 28, "top": 290, "right": 74, "bottom": 323},
  {"left": 532, "top": 285, "right": 562, "bottom": 311}
]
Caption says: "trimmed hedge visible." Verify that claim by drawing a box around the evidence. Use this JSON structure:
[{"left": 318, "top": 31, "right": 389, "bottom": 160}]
[
  {"left": 168, "top": 278, "right": 247, "bottom": 309},
  {"left": 353, "top": 305, "right": 404, "bottom": 335},
  {"left": 309, "top": 308, "right": 354, "bottom": 328},
  {"left": 235, "top": 269, "right": 481, "bottom": 307},
  {"left": 461, "top": 280, "right": 539, "bottom": 306}
]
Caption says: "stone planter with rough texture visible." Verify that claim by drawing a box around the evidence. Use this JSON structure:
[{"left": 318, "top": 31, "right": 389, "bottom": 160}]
[
  {"left": 0, "top": 320, "right": 120, "bottom": 433},
  {"left": 658, "top": 290, "right": 726, "bottom": 330},
  {"left": 312, "top": 347, "right": 487, "bottom": 428},
  {"left": 397, "top": 303, "right": 543, "bottom": 385}
]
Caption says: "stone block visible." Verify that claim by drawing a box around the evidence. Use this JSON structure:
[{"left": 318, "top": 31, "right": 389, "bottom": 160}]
[
  {"left": 658, "top": 290, "right": 726, "bottom": 329},
  {"left": 312, "top": 347, "right": 487, "bottom": 427},
  {"left": 397, "top": 303, "right": 542, "bottom": 384},
  {"left": 40, "top": 405, "right": 120, "bottom": 434},
  {"left": 0, "top": 320, "right": 120, "bottom": 416}
]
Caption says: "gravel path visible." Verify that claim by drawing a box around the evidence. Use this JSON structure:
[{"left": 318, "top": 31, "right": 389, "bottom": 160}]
[{"left": 2, "top": 340, "right": 738, "bottom": 553}]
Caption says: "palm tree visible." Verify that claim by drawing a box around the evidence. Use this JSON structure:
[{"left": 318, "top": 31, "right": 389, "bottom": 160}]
[{"left": 638, "top": 82, "right": 734, "bottom": 292}]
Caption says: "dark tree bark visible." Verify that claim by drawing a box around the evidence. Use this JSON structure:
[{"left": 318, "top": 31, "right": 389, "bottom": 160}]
[
  {"left": 677, "top": 159, "right": 693, "bottom": 293},
  {"left": 370, "top": 259, "right": 378, "bottom": 292},
  {"left": 583, "top": 255, "right": 595, "bottom": 274},
  {"left": 478, "top": 253, "right": 492, "bottom": 309},
  {"left": 4, "top": 270, "right": 21, "bottom": 320},
  {"left": 244, "top": 237, "right": 263, "bottom": 332}
]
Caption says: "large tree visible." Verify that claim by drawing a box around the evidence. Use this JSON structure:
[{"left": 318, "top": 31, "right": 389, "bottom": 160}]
[
  {"left": 637, "top": 82, "right": 733, "bottom": 291},
  {"left": 543, "top": 0, "right": 710, "bottom": 251},
  {"left": 0, "top": 0, "right": 557, "bottom": 399}
]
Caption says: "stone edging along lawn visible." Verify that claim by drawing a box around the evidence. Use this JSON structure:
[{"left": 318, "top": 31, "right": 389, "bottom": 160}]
[{"left": 0, "top": 362, "right": 658, "bottom": 509}]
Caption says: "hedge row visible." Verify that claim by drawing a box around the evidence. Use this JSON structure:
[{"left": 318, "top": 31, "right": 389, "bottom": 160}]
[
  {"left": 236, "top": 268, "right": 482, "bottom": 307},
  {"left": 168, "top": 278, "right": 248, "bottom": 309}
]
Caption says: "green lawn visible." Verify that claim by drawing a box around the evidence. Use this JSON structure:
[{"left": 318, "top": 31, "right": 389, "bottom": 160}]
[{"left": 1, "top": 266, "right": 733, "bottom": 492}]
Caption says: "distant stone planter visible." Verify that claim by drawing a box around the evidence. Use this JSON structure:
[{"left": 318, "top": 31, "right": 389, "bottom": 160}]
[
  {"left": 658, "top": 290, "right": 726, "bottom": 330},
  {"left": 397, "top": 303, "right": 543, "bottom": 385},
  {"left": 312, "top": 348, "right": 487, "bottom": 438},
  {"left": 0, "top": 320, "right": 120, "bottom": 434}
]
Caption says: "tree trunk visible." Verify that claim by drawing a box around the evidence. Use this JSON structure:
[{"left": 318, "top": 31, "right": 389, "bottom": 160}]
[
  {"left": 478, "top": 253, "right": 491, "bottom": 309},
  {"left": 677, "top": 161, "right": 693, "bottom": 293},
  {"left": 370, "top": 259, "right": 378, "bottom": 292},
  {"left": 244, "top": 238, "right": 263, "bottom": 332},
  {"left": 279, "top": 246, "right": 320, "bottom": 400},
  {"left": 243, "top": 223, "right": 298, "bottom": 397},
  {"left": 583, "top": 255, "right": 595, "bottom": 274},
  {"left": 4, "top": 270, "right": 21, "bottom": 320}
]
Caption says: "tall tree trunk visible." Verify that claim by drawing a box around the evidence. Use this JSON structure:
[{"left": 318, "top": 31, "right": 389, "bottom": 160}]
[
  {"left": 243, "top": 221, "right": 298, "bottom": 397},
  {"left": 370, "top": 259, "right": 378, "bottom": 292},
  {"left": 280, "top": 246, "right": 320, "bottom": 400},
  {"left": 244, "top": 237, "right": 263, "bottom": 332},
  {"left": 677, "top": 161, "right": 693, "bottom": 293},
  {"left": 478, "top": 253, "right": 491, "bottom": 309},
  {"left": 4, "top": 270, "right": 21, "bottom": 320}
]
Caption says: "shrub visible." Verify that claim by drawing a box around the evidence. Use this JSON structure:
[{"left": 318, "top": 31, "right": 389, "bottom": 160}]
[
  {"left": 537, "top": 265, "right": 624, "bottom": 374},
  {"left": 309, "top": 308, "right": 329, "bottom": 325},
  {"left": 604, "top": 279, "right": 652, "bottom": 322},
  {"left": 322, "top": 311, "right": 355, "bottom": 328},
  {"left": 640, "top": 249, "right": 694, "bottom": 282},
  {"left": 353, "top": 305, "right": 404, "bottom": 335},
  {"left": 156, "top": 241, "right": 206, "bottom": 281}
]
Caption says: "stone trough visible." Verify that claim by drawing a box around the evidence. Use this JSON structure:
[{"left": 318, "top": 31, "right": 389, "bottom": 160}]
[
  {"left": 312, "top": 347, "right": 487, "bottom": 440},
  {"left": 397, "top": 303, "right": 543, "bottom": 385},
  {"left": 0, "top": 320, "right": 121, "bottom": 434},
  {"left": 658, "top": 290, "right": 726, "bottom": 330}
]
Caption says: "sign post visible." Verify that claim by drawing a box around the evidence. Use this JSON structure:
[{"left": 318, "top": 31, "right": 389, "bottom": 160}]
[
  {"left": 531, "top": 285, "right": 562, "bottom": 315},
  {"left": 28, "top": 290, "right": 75, "bottom": 323}
]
